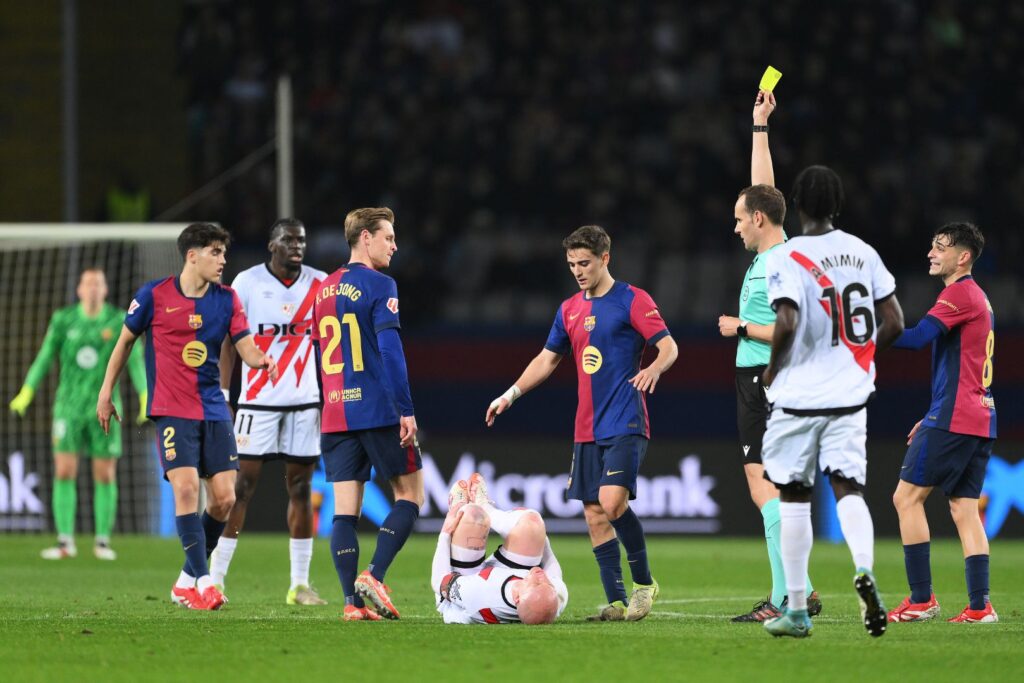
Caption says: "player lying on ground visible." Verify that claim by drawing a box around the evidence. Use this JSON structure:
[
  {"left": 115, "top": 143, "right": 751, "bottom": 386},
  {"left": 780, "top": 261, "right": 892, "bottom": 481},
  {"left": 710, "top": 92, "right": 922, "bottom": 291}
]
[{"left": 432, "top": 474, "right": 568, "bottom": 624}]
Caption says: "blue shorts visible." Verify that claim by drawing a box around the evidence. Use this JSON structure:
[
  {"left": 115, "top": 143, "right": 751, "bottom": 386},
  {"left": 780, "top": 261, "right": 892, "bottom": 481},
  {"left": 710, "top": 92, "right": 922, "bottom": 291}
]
[
  {"left": 901, "top": 426, "right": 993, "bottom": 498},
  {"left": 154, "top": 417, "right": 239, "bottom": 480},
  {"left": 321, "top": 425, "right": 422, "bottom": 483},
  {"left": 566, "top": 435, "right": 648, "bottom": 502}
]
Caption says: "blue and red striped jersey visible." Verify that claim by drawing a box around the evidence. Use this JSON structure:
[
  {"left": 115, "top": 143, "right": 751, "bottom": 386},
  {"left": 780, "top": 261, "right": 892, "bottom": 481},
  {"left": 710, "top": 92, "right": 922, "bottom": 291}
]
[
  {"left": 313, "top": 263, "right": 404, "bottom": 432},
  {"left": 125, "top": 276, "right": 250, "bottom": 421},
  {"left": 922, "top": 275, "right": 996, "bottom": 438},
  {"left": 545, "top": 281, "right": 670, "bottom": 442}
]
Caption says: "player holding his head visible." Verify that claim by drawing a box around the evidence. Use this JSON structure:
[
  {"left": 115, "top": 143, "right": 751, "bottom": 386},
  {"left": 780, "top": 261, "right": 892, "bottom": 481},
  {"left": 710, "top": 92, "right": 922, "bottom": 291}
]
[
  {"left": 886, "top": 223, "right": 998, "bottom": 624},
  {"left": 208, "top": 218, "right": 328, "bottom": 605},
  {"left": 314, "top": 207, "right": 423, "bottom": 622},
  {"left": 9, "top": 268, "right": 147, "bottom": 561},
  {"left": 97, "top": 222, "right": 278, "bottom": 610},
  {"left": 718, "top": 90, "right": 819, "bottom": 622},
  {"left": 486, "top": 225, "right": 678, "bottom": 622},
  {"left": 759, "top": 160, "right": 905, "bottom": 638},
  {"left": 432, "top": 474, "right": 568, "bottom": 625}
]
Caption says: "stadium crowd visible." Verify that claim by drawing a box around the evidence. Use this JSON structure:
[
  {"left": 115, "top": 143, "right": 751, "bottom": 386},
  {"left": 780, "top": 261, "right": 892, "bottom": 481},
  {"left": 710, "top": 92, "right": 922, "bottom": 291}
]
[{"left": 176, "top": 0, "right": 1024, "bottom": 324}]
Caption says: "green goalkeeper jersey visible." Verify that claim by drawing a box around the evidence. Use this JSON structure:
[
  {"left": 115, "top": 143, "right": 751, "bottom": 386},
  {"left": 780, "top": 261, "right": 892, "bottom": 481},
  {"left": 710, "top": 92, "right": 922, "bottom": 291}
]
[{"left": 22, "top": 303, "right": 146, "bottom": 413}]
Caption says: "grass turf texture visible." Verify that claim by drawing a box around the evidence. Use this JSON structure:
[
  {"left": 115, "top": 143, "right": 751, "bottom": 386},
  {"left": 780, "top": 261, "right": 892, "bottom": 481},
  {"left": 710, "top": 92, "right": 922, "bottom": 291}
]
[{"left": 1, "top": 535, "right": 1021, "bottom": 682}]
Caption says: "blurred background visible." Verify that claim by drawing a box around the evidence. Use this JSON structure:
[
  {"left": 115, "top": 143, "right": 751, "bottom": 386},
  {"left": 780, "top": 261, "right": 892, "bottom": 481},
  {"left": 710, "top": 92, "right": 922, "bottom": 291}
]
[{"left": 1, "top": 0, "right": 1021, "bottom": 539}]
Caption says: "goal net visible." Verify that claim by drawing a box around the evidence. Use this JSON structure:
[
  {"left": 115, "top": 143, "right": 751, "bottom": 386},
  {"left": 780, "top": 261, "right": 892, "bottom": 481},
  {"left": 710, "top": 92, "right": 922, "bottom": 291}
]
[{"left": 0, "top": 224, "right": 185, "bottom": 536}]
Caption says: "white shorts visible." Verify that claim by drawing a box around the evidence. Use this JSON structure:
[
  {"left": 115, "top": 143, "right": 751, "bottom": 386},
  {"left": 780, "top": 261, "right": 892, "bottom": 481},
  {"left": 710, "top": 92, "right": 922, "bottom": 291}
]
[
  {"left": 761, "top": 407, "right": 867, "bottom": 487},
  {"left": 233, "top": 407, "right": 321, "bottom": 460}
]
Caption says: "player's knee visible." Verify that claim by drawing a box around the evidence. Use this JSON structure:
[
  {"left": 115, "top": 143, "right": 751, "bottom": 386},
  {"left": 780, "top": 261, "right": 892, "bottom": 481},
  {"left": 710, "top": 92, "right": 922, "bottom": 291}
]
[
  {"left": 513, "top": 509, "right": 545, "bottom": 536},
  {"left": 209, "top": 491, "right": 236, "bottom": 519},
  {"left": 233, "top": 475, "right": 255, "bottom": 503},
  {"left": 286, "top": 475, "right": 312, "bottom": 502},
  {"left": 460, "top": 503, "right": 491, "bottom": 528},
  {"left": 948, "top": 498, "right": 976, "bottom": 524},
  {"left": 598, "top": 493, "right": 628, "bottom": 520},
  {"left": 175, "top": 481, "right": 200, "bottom": 507}
]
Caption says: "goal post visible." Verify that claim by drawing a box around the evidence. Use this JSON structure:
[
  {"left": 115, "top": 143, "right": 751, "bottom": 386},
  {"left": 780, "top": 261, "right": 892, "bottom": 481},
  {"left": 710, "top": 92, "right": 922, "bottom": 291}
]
[{"left": 0, "top": 224, "right": 187, "bottom": 536}]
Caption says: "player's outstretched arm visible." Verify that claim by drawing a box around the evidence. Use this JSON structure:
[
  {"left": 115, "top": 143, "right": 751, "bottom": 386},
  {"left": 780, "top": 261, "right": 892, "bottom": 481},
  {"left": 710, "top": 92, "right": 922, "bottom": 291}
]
[
  {"left": 874, "top": 295, "right": 906, "bottom": 352},
  {"left": 751, "top": 90, "right": 777, "bottom": 187},
  {"left": 629, "top": 335, "right": 678, "bottom": 394},
  {"left": 485, "top": 349, "right": 562, "bottom": 426},
  {"left": 235, "top": 335, "right": 278, "bottom": 382},
  {"left": 763, "top": 301, "right": 797, "bottom": 386},
  {"left": 97, "top": 325, "right": 139, "bottom": 434}
]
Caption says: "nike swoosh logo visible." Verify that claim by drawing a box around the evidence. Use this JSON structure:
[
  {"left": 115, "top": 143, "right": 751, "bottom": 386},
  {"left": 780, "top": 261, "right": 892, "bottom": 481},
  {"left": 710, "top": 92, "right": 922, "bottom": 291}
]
[
  {"left": 229, "top": 455, "right": 238, "bottom": 461},
  {"left": 183, "top": 542, "right": 197, "bottom": 551},
  {"left": 569, "top": 312, "right": 580, "bottom": 320},
  {"left": 606, "top": 470, "right": 624, "bottom": 476},
  {"left": 165, "top": 306, "right": 182, "bottom": 313}
]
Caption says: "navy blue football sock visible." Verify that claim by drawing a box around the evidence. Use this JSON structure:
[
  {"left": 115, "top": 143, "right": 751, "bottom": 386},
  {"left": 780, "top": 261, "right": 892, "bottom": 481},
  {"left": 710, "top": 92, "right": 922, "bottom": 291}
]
[
  {"left": 202, "top": 511, "right": 226, "bottom": 558},
  {"left": 965, "top": 554, "right": 989, "bottom": 610},
  {"left": 609, "top": 507, "right": 652, "bottom": 585},
  {"left": 592, "top": 538, "right": 628, "bottom": 604},
  {"left": 331, "top": 514, "right": 363, "bottom": 608},
  {"left": 369, "top": 500, "right": 419, "bottom": 581},
  {"left": 176, "top": 513, "right": 208, "bottom": 578},
  {"left": 903, "top": 542, "right": 932, "bottom": 603}
]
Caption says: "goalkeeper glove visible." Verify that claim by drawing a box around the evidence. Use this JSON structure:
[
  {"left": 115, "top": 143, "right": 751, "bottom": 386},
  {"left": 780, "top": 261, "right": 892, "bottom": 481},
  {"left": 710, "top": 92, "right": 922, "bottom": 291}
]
[
  {"left": 9, "top": 385, "right": 34, "bottom": 416},
  {"left": 136, "top": 391, "right": 148, "bottom": 424}
]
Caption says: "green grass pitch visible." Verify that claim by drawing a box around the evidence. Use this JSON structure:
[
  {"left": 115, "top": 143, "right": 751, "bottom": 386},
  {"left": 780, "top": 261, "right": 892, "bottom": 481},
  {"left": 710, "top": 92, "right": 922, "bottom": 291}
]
[{"left": 1, "top": 534, "right": 1021, "bottom": 682}]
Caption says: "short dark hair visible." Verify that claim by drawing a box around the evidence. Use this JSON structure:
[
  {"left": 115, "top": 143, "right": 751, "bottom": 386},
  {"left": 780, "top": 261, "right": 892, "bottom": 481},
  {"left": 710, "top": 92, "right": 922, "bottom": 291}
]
[
  {"left": 562, "top": 225, "right": 611, "bottom": 256},
  {"left": 177, "top": 222, "right": 231, "bottom": 260},
  {"left": 792, "top": 165, "right": 844, "bottom": 221},
  {"left": 345, "top": 207, "right": 395, "bottom": 247},
  {"left": 738, "top": 185, "right": 786, "bottom": 225},
  {"left": 269, "top": 217, "right": 304, "bottom": 240},
  {"left": 935, "top": 221, "right": 985, "bottom": 263}
]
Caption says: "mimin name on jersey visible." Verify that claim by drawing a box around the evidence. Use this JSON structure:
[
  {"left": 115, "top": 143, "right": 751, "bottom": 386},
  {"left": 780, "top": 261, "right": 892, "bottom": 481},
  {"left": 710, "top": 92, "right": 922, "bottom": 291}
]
[{"left": 817, "top": 253, "right": 865, "bottom": 271}]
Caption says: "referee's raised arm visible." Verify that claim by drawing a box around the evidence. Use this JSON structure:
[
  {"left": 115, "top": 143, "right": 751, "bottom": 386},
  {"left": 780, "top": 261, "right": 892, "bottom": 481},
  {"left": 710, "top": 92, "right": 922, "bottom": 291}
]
[{"left": 751, "top": 89, "right": 777, "bottom": 187}]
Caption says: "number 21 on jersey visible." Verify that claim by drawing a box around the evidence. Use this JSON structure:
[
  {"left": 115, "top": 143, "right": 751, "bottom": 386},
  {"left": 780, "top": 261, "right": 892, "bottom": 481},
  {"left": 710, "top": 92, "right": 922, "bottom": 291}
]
[{"left": 318, "top": 314, "right": 364, "bottom": 374}]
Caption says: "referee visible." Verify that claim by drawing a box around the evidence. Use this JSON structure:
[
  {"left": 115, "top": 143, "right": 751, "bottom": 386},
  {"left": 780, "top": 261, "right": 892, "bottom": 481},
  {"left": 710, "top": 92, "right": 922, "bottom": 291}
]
[{"left": 717, "top": 89, "right": 819, "bottom": 622}]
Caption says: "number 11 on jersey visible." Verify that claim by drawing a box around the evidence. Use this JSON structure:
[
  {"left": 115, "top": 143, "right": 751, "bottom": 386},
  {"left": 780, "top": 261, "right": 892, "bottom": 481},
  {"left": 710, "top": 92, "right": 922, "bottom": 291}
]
[{"left": 318, "top": 313, "right": 363, "bottom": 374}]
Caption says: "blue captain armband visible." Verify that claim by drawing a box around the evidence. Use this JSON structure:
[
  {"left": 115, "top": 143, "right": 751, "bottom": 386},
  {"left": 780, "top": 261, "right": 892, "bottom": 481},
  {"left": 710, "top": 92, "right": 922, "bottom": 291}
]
[{"left": 893, "top": 316, "right": 943, "bottom": 350}]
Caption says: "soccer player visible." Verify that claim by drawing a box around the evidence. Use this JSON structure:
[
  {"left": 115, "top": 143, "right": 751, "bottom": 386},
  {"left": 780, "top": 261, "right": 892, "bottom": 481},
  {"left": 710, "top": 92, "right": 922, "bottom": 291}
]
[
  {"left": 759, "top": 165, "right": 904, "bottom": 638},
  {"left": 96, "top": 223, "right": 278, "bottom": 611},
  {"left": 314, "top": 207, "right": 423, "bottom": 622},
  {"left": 208, "top": 218, "right": 328, "bottom": 606},
  {"left": 9, "top": 268, "right": 147, "bottom": 561},
  {"left": 432, "top": 474, "right": 568, "bottom": 625},
  {"left": 886, "top": 223, "right": 998, "bottom": 624},
  {"left": 718, "top": 90, "right": 819, "bottom": 622},
  {"left": 486, "top": 225, "right": 678, "bottom": 622}
]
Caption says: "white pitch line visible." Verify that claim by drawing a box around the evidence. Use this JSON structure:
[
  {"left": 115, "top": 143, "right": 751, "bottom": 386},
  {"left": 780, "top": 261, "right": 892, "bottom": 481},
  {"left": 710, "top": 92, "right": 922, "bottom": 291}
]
[{"left": 649, "top": 611, "right": 846, "bottom": 623}]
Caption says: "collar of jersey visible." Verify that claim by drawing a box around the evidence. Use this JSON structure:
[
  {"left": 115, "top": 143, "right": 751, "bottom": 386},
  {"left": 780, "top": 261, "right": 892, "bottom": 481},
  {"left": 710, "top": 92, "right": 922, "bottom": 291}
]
[
  {"left": 583, "top": 280, "right": 623, "bottom": 301},
  {"left": 173, "top": 276, "right": 212, "bottom": 300}
]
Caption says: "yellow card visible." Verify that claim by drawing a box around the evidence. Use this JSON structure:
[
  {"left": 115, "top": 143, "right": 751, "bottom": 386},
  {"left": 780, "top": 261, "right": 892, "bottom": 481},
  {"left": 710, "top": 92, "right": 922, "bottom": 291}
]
[{"left": 759, "top": 66, "right": 782, "bottom": 92}]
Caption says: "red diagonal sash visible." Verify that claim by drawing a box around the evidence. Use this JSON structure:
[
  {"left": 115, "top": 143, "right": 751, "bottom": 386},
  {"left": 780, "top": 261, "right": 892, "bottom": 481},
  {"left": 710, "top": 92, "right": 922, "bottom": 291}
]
[{"left": 245, "top": 278, "right": 322, "bottom": 400}]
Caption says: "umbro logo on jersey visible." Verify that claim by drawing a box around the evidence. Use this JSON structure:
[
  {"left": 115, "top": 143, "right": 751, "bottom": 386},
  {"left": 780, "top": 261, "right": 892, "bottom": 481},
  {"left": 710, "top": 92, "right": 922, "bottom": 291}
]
[{"left": 165, "top": 306, "right": 182, "bottom": 313}]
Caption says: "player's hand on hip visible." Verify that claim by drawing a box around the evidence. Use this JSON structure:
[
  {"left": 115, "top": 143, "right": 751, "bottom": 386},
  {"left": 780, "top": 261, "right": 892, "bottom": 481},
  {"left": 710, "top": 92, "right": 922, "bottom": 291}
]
[
  {"left": 399, "top": 415, "right": 418, "bottom": 448},
  {"left": 718, "top": 315, "right": 740, "bottom": 337},
  {"left": 442, "top": 500, "right": 467, "bottom": 534},
  {"left": 629, "top": 367, "right": 662, "bottom": 394},
  {"left": 485, "top": 397, "right": 510, "bottom": 427},
  {"left": 753, "top": 89, "right": 776, "bottom": 124},
  {"left": 906, "top": 420, "right": 922, "bottom": 446}
]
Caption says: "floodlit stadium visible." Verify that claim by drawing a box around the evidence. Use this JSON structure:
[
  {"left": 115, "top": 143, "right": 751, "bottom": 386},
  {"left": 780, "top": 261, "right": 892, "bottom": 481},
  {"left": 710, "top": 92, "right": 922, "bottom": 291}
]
[{"left": 1, "top": 2, "right": 1022, "bottom": 681}]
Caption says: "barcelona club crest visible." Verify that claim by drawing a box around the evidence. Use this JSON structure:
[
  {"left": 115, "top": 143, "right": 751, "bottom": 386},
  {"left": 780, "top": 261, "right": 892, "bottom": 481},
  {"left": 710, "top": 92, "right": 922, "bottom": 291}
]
[
  {"left": 583, "top": 315, "right": 596, "bottom": 331},
  {"left": 188, "top": 314, "right": 203, "bottom": 329}
]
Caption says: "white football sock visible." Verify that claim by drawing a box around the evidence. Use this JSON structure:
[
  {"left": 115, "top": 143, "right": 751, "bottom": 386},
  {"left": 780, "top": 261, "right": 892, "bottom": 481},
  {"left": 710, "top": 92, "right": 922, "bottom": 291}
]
[
  {"left": 450, "top": 544, "right": 486, "bottom": 575},
  {"left": 175, "top": 570, "right": 195, "bottom": 589},
  {"left": 779, "top": 502, "right": 813, "bottom": 611},
  {"left": 481, "top": 506, "right": 530, "bottom": 539},
  {"left": 209, "top": 536, "right": 237, "bottom": 585},
  {"left": 836, "top": 495, "right": 874, "bottom": 571},
  {"left": 196, "top": 574, "right": 214, "bottom": 592},
  {"left": 289, "top": 537, "right": 313, "bottom": 589}
]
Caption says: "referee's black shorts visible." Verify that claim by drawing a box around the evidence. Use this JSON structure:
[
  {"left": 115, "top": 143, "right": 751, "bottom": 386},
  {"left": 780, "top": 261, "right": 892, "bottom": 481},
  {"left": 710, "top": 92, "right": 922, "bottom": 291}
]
[{"left": 735, "top": 365, "right": 769, "bottom": 464}]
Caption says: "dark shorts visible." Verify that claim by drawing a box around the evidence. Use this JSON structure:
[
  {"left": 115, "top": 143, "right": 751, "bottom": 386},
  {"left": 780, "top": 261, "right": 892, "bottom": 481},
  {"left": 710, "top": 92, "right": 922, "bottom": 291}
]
[
  {"left": 566, "top": 434, "right": 648, "bottom": 502},
  {"left": 736, "top": 365, "right": 769, "bottom": 464},
  {"left": 901, "top": 426, "right": 993, "bottom": 498},
  {"left": 154, "top": 417, "right": 239, "bottom": 480},
  {"left": 321, "top": 424, "right": 422, "bottom": 483}
]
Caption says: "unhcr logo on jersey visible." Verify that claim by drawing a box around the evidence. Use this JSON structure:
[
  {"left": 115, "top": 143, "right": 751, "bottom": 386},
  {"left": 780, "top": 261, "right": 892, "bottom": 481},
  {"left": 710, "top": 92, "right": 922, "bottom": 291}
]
[
  {"left": 181, "top": 341, "right": 207, "bottom": 367},
  {"left": 582, "top": 345, "right": 603, "bottom": 374}
]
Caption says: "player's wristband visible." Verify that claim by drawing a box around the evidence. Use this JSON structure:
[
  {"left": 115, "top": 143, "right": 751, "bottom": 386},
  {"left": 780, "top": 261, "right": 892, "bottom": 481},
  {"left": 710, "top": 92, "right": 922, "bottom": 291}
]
[
  {"left": 490, "top": 385, "right": 521, "bottom": 412},
  {"left": 752, "top": 124, "right": 769, "bottom": 133},
  {"left": 221, "top": 388, "right": 230, "bottom": 401}
]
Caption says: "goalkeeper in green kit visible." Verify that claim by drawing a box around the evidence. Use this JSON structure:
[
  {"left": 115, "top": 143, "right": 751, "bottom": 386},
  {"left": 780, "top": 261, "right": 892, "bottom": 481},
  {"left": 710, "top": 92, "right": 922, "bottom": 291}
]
[{"left": 9, "top": 268, "right": 147, "bottom": 560}]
